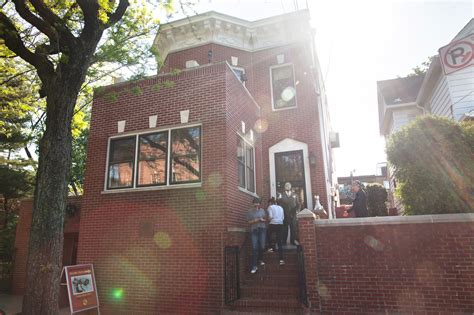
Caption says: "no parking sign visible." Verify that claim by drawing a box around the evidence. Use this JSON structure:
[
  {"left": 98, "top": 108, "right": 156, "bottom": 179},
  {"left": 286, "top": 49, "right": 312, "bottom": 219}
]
[{"left": 439, "top": 34, "right": 474, "bottom": 75}]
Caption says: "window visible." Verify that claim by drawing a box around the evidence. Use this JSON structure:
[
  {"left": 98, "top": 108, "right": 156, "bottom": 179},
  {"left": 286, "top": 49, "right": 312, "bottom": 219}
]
[
  {"left": 137, "top": 131, "right": 168, "bottom": 186},
  {"left": 170, "top": 126, "right": 201, "bottom": 184},
  {"left": 237, "top": 136, "right": 255, "bottom": 193},
  {"left": 270, "top": 64, "right": 297, "bottom": 110},
  {"left": 231, "top": 66, "right": 246, "bottom": 85},
  {"left": 107, "top": 137, "right": 136, "bottom": 189},
  {"left": 106, "top": 125, "right": 201, "bottom": 190}
]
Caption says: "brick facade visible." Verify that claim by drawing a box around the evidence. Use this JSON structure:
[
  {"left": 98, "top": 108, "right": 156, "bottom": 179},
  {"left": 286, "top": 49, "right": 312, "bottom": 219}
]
[
  {"left": 298, "top": 214, "right": 474, "bottom": 314},
  {"left": 12, "top": 11, "right": 334, "bottom": 314}
]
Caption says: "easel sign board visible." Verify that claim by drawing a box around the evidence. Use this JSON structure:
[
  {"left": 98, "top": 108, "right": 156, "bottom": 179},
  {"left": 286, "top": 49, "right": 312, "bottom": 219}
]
[{"left": 63, "top": 264, "right": 99, "bottom": 314}]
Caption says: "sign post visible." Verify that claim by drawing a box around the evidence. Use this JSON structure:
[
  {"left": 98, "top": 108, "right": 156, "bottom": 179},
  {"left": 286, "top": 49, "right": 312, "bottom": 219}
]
[{"left": 63, "top": 264, "right": 100, "bottom": 314}]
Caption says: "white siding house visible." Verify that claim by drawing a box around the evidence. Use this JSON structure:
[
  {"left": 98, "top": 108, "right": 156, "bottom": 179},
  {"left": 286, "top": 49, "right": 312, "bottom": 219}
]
[{"left": 376, "top": 18, "right": 473, "bottom": 212}]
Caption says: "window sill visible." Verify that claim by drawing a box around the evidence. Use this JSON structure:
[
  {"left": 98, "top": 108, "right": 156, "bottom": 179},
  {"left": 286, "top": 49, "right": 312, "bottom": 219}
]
[
  {"left": 238, "top": 186, "right": 259, "bottom": 198},
  {"left": 102, "top": 182, "right": 202, "bottom": 194},
  {"left": 272, "top": 105, "right": 297, "bottom": 112}
]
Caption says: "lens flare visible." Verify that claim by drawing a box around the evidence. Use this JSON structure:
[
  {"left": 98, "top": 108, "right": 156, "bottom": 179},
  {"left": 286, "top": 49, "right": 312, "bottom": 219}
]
[
  {"left": 208, "top": 172, "right": 223, "bottom": 188},
  {"left": 281, "top": 86, "right": 296, "bottom": 102},
  {"left": 254, "top": 118, "right": 268, "bottom": 133},
  {"left": 154, "top": 231, "right": 172, "bottom": 249},
  {"left": 195, "top": 190, "right": 206, "bottom": 201},
  {"left": 111, "top": 288, "right": 124, "bottom": 301}
]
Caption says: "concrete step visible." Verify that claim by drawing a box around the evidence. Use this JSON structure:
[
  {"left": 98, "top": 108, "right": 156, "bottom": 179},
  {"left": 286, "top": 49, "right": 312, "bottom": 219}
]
[
  {"left": 240, "top": 285, "right": 299, "bottom": 299},
  {"left": 226, "top": 297, "right": 303, "bottom": 314}
]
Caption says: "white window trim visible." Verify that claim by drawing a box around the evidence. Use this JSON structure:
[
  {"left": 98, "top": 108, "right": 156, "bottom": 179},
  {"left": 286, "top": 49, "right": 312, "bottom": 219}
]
[
  {"left": 104, "top": 123, "right": 202, "bottom": 192},
  {"left": 237, "top": 134, "right": 256, "bottom": 194},
  {"left": 230, "top": 66, "right": 246, "bottom": 86},
  {"left": 269, "top": 63, "right": 297, "bottom": 112},
  {"left": 268, "top": 138, "right": 313, "bottom": 210}
]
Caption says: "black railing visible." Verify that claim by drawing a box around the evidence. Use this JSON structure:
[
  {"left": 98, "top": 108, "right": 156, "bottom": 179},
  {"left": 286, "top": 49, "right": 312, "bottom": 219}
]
[
  {"left": 224, "top": 246, "right": 240, "bottom": 305},
  {"left": 296, "top": 245, "right": 308, "bottom": 307}
]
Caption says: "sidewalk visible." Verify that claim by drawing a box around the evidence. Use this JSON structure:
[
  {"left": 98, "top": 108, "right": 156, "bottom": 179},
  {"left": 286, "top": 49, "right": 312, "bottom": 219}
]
[{"left": 0, "top": 294, "right": 70, "bottom": 315}]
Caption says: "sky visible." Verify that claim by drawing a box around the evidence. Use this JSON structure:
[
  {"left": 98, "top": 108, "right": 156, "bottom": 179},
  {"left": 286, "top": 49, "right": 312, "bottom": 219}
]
[{"left": 166, "top": 0, "right": 473, "bottom": 177}]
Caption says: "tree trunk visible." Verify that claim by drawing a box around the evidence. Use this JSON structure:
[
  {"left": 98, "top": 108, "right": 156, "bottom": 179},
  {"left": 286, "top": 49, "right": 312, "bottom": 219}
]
[{"left": 22, "top": 63, "right": 88, "bottom": 315}]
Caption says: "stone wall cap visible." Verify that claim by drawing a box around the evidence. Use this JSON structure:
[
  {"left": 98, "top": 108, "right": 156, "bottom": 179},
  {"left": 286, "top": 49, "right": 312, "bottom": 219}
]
[
  {"left": 297, "top": 208, "right": 316, "bottom": 219},
  {"left": 316, "top": 213, "right": 474, "bottom": 227}
]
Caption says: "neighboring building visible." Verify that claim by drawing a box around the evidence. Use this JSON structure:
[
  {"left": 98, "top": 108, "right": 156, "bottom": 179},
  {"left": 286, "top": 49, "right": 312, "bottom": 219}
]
[
  {"left": 337, "top": 170, "right": 388, "bottom": 205},
  {"left": 13, "top": 10, "right": 337, "bottom": 314},
  {"left": 377, "top": 18, "right": 473, "bottom": 211}
]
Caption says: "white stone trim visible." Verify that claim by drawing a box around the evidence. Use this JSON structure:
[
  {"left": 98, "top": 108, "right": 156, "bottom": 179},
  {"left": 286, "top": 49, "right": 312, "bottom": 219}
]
[
  {"left": 102, "top": 182, "right": 202, "bottom": 194},
  {"left": 269, "top": 138, "right": 313, "bottom": 210},
  {"left": 227, "top": 227, "right": 247, "bottom": 233},
  {"left": 297, "top": 208, "right": 316, "bottom": 219},
  {"left": 315, "top": 213, "right": 474, "bottom": 227}
]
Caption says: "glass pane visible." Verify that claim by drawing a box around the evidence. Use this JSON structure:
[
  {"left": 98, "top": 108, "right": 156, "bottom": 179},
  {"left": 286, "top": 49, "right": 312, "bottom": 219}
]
[
  {"left": 138, "top": 159, "right": 167, "bottom": 185},
  {"left": 272, "top": 65, "right": 296, "bottom": 109},
  {"left": 245, "top": 146, "right": 254, "bottom": 169},
  {"left": 246, "top": 168, "right": 255, "bottom": 192},
  {"left": 170, "top": 127, "right": 201, "bottom": 183},
  {"left": 138, "top": 132, "right": 168, "bottom": 186},
  {"left": 108, "top": 162, "right": 133, "bottom": 188},
  {"left": 110, "top": 137, "right": 135, "bottom": 163},
  {"left": 237, "top": 137, "right": 245, "bottom": 163},
  {"left": 171, "top": 155, "right": 200, "bottom": 183},
  {"left": 238, "top": 162, "right": 245, "bottom": 188},
  {"left": 139, "top": 132, "right": 168, "bottom": 159},
  {"left": 171, "top": 127, "right": 200, "bottom": 156},
  {"left": 232, "top": 68, "right": 244, "bottom": 81}
]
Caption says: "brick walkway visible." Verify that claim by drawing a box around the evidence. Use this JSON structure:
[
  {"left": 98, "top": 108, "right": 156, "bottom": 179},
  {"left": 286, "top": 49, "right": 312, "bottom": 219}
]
[{"left": 0, "top": 294, "right": 70, "bottom": 315}]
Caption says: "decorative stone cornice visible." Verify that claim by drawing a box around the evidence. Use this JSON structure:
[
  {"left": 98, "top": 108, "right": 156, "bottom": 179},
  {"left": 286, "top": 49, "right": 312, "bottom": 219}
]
[{"left": 153, "top": 10, "right": 312, "bottom": 65}]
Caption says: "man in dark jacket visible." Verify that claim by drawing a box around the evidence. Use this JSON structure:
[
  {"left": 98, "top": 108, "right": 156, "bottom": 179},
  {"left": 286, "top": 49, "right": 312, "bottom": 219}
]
[{"left": 347, "top": 181, "right": 368, "bottom": 217}]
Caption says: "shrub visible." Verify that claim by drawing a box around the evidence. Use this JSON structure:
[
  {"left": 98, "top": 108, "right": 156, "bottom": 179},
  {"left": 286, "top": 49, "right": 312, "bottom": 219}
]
[
  {"left": 386, "top": 116, "right": 474, "bottom": 215},
  {"left": 366, "top": 183, "right": 388, "bottom": 216}
]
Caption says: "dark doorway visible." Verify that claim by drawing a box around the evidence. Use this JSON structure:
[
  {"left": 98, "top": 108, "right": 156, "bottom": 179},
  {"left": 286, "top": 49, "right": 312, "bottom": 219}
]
[{"left": 275, "top": 150, "right": 307, "bottom": 209}]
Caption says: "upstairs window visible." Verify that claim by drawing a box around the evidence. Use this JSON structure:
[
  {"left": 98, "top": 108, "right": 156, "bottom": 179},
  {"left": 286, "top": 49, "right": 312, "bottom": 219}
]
[
  {"left": 270, "top": 64, "right": 297, "bottom": 110},
  {"left": 231, "top": 66, "right": 246, "bottom": 85},
  {"left": 106, "top": 125, "right": 201, "bottom": 190},
  {"left": 108, "top": 137, "right": 136, "bottom": 189},
  {"left": 237, "top": 136, "right": 255, "bottom": 193}
]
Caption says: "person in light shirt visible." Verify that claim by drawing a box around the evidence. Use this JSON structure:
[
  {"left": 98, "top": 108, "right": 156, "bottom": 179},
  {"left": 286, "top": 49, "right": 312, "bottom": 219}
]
[{"left": 267, "top": 197, "right": 285, "bottom": 265}]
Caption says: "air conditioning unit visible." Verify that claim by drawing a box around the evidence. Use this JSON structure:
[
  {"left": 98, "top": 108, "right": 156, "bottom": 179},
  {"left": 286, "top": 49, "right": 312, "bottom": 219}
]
[{"left": 330, "top": 131, "right": 340, "bottom": 148}]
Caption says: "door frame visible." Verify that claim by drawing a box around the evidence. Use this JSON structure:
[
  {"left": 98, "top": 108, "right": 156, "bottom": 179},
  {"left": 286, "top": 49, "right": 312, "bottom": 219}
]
[{"left": 269, "top": 138, "right": 313, "bottom": 210}]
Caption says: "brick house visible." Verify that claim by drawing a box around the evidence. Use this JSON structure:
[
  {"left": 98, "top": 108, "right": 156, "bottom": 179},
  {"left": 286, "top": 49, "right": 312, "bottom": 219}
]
[{"left": 13, "top": 10, "right": 337, "bottom": 314}]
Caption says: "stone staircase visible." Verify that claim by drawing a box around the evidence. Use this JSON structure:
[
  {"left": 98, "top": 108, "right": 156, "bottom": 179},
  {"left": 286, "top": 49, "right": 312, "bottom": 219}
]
[{"left": 223, "top": 249, "right": 304, "bottom": 314}]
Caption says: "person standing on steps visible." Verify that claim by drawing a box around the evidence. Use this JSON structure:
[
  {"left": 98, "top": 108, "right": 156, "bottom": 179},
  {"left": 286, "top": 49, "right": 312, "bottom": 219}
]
[
  {"left": 278, "top": 182, "right": 300, "bottom": 245},
  {"left": 246, "top": 197, "right": 267, "bottom": 274},
  {"left": 347, "top": 180, "right": 368, "bottom": 217},
  {"left": 267, "top": 197, "right": 285, "bottom": 265}
]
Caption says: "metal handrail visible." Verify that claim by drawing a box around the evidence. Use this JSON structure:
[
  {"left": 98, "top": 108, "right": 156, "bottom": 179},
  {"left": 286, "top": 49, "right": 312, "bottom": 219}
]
[
  {"left": 296, "top": 245, "right": 308, "bottom": 307},
  {"left": 224, "top": 246, "right": 240, "bottom": 305}
]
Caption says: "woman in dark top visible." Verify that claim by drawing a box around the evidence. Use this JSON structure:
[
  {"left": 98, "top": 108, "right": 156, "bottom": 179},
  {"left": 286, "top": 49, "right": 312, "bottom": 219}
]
[{"left": 348, "top": 181, "right": 368, "bottom": 217}]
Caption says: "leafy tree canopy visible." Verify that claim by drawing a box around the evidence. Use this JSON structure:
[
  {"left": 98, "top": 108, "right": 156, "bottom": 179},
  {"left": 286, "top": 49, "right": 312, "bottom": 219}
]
[
  {"left": 405, "top": 56, "right": 435, "bottom": 77},
  {"left": 386, "top": 116, "right": 474, "bottom": 215}
]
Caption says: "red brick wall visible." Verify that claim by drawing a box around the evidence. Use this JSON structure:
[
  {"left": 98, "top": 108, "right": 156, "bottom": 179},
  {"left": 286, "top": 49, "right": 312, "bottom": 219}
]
[
  {"left": 162, "top": 42, "right": 330, "bottom": 210},
  {"left": 77, "top": 63, "right": 260, "bottom": 314},
  {"left": 11, "top": 197, "right": 82, "bottom": 294},
  {"left": 298, "top": 215, "right": 474, "bottom": 314}
]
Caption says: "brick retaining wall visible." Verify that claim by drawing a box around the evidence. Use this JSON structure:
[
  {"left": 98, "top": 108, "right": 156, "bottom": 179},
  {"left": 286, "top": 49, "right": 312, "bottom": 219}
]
[{"left": 298, "top": 212, "right": 474, "bottom": 314}]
